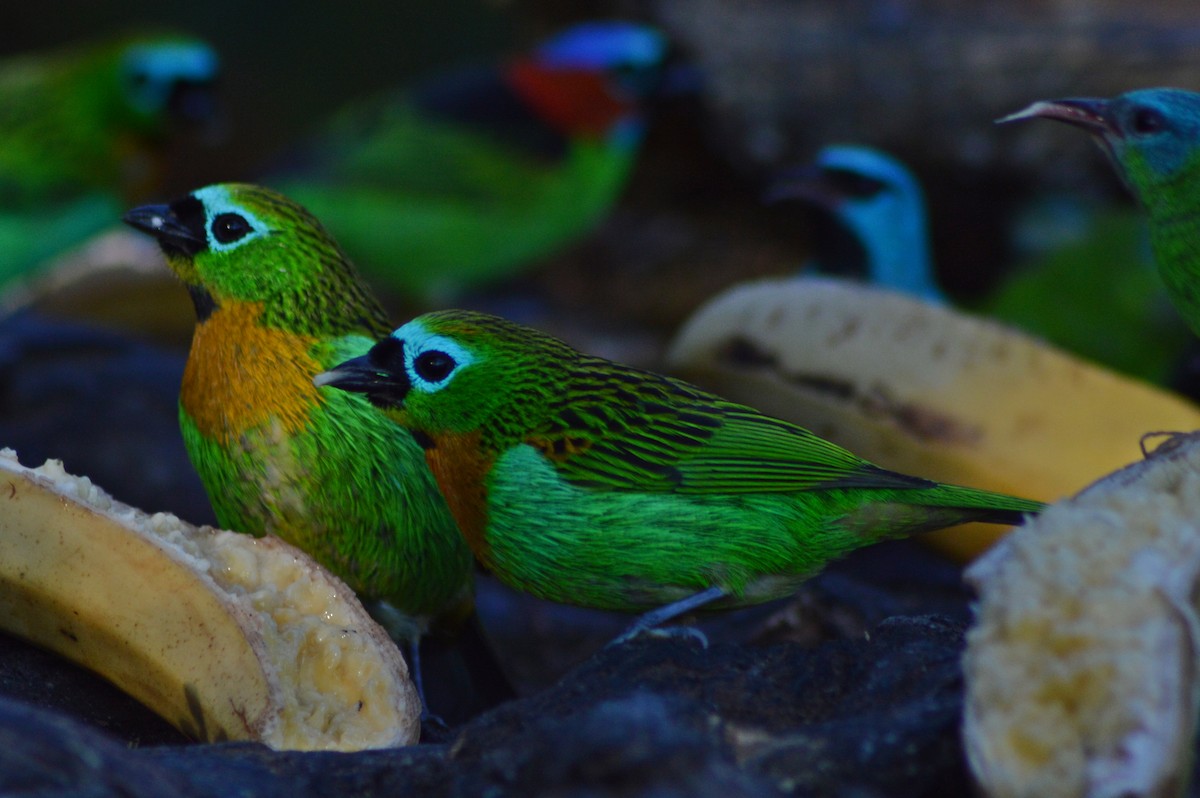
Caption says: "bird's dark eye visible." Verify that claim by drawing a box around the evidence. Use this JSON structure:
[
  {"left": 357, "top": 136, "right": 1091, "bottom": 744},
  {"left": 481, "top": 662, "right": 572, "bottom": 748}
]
[
  {"left": 413, "top": 350, "right": 456, "bottom": 384},
  {"left": 1131, "top": 107, "right": 1166, "bottom": 135},
  {"left": 211, "top": 213, "right": 253, "bottom": 244}
]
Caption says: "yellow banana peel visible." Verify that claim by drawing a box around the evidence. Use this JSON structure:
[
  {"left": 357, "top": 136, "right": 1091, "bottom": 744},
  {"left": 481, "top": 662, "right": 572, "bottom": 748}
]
[
  {"left": 0, "top": 449, "right": 419, "bottom": 750},
  {"left": 666, "top": 277, "right": 1200, "bottom": 561}
]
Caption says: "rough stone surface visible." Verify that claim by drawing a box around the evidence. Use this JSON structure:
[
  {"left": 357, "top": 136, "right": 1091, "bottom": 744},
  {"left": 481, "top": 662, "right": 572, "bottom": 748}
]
[
  {"left": 0, "top": 311, "right": 214, "bottom": 525},
  {"left": 0, "top": 616, "right": 972, "bottom": 797}
]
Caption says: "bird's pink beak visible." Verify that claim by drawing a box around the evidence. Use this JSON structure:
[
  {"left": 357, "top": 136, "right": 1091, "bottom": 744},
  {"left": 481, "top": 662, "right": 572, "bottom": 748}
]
[{"left": 996, "top": 98, "right": 1117, "bottom": 137}]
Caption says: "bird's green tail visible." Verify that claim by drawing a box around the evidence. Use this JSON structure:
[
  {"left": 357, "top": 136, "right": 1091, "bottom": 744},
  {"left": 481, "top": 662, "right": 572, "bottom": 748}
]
[
  {"left": 920, "top": 484, "right": 1046, "bottom": 527},
  {"left": 839, "top": 484, "right": 1044, "bottom": 544}
]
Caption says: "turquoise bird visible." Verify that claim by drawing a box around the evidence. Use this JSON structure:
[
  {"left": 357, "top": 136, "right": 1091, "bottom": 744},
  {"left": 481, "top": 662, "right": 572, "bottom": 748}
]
[
  {"left": 0, "top": 32, "right": 219, "bottom": 283},
  {"left": 315, "top": 310, "right": 1043, "bottom": 631},
  {"left": 769, "top": 144, "right": 946, "bottom": 303},
  {"left": 770, "top": 143, "right": 1188, "bottom": 383},
  {"left": 999, "top": 89, "right": 1200, "bottom": 347},
  {"left": 268, "top": 21, "right": 666, "bottom": 301}
]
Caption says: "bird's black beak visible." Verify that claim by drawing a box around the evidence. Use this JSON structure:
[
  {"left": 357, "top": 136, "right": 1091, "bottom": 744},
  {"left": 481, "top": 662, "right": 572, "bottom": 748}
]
[
  {"left": 764, "top": 163, "right": 887, "bottom": 209},
  {"left": 167, "top": 79, "right": 218, "bottom": 126},
  {"left": 123, "top": 196, "right": 207, "bottom": 257},
  {"left": 314, "top": 343, "right": 412, "bottom": 410},
  {"left": 996, "top": 98, "right": 1117, "bottom": 137},
  {"left": 166, "top": 80, "right": 227, "bottom": 145},
  {"left": 763, "top": 164, "right": 836, "bottom": 207}
]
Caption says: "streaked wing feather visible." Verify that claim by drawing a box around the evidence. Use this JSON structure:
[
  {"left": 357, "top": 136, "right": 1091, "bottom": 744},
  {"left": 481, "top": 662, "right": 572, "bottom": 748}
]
[{"left": 527, "top": 359, "right": 933, "bottom": 495}]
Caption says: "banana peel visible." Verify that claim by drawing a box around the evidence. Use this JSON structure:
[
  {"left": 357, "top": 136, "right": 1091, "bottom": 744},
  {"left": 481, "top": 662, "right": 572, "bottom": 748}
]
[
  {"left": 0, "top": 449, "right": 419, "bottom": 750},
  {"left": 963, "top": 431, "right": 1200, "bottom": 797},
  {"left": 665, "top": 277, "right": 1200, "bottom": 561},
  {"left": 0, "top": 228, "right": 194, "bottom": 344}
]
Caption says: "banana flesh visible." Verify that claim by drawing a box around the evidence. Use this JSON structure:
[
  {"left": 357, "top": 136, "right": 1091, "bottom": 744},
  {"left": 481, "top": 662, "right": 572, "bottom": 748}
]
[
  {"left": 963, "top": 431, "right": 1200, "bottom": 797},
  {"left": 665, "top": 277, "right": 1200, "bottom": 560},
  {"left": 0, "top": 449, "right": 419, "bottom": 750}
]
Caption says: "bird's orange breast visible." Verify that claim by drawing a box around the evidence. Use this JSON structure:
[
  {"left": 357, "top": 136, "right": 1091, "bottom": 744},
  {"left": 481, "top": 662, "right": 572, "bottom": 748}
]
[
  {"left": 423, "top": 430, "right": 494, "bottom": 561},
  {"left": 181, "top": 300, "right": 323, "bottom": 446}
]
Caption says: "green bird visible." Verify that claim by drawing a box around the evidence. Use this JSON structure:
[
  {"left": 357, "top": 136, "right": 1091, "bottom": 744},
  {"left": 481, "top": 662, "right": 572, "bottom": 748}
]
[
  {"left": 315, "top": 310, "right": 1044, "bottom": 629},
  {"left": 268, "top": 21, "right": 666, "bottom": 301},
  {"left": 122, "top": 184, "right": 506, "bottom": 719},
  {"left": 999, "top": 89, "right": 1200, "bottom": 341},
  {"left": 983, "top": 202, "right": 1190, "bottom": 384},
  {"left": 0, "top": 31, "right": 219, "bottom": 282}
]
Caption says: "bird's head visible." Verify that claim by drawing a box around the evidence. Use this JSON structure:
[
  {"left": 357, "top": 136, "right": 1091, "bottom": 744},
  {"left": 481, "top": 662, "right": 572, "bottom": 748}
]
[
  {"left": 508, "top": 21, "right": 667, "bottom": 143},
  {"left": 316, "top": 310, "right": 570, "bottom": 443},
  {"left": 769, "top": 145, "right": 926, "bottom": 254},
  {"left": 767, "top": 145, "right": 941, "bottom": 300},
  {"left": 123, "top": 183, "right": 384, "bottom": 333},
  {"left": 107, "top": 34, "right": 220, "bottom": 136},
  {"left": 999, "top": 88, "right": 1200, "bottom": 207}
]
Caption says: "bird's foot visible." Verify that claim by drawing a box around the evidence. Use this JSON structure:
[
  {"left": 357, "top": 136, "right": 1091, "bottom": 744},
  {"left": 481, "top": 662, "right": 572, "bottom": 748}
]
[
  {"left": 604, "top": 586, "right": 727, "bottom": 649},
  {"left": 606, "top": 622, "right": 709, "bottom": 649}
]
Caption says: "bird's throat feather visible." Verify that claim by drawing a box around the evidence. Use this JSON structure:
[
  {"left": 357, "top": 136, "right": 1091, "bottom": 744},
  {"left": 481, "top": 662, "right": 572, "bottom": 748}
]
[
  {"left": 180, "top": 300, "right": 323, "bottom": 446},
  {"left": 422, "top": 430, "right": 494, "bottom": 560}
]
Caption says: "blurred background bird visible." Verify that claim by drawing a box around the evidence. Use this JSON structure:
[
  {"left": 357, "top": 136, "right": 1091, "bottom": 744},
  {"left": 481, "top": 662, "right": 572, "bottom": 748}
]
[
  {"left": 0, "top": 31, "right": 220, "bottom": 285},
  {"left": 997, "top": 89, "right": 1200, "bottom": 385},
  {"left": 767, "top": 144, "right": 946, "bottom": 304},
  {"left": 982, "top": 200, "right": 1190, "bottom": 385},
  {"left": 768, "top": 142, "right": 1192, "bottom": 386},
  {"left": 265, "top": 20, "right": 667, "bottom": 304}
]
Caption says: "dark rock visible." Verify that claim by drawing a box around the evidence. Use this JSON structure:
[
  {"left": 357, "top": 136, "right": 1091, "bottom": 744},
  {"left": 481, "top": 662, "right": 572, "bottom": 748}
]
[
  {"left": 0, "top": 696, "right": 196, "bottom": 797},
  {"left": 452, "top": 690, "right": 776, "bottom": 798},
  {"left": 0, "top": 631, "right": 187, "bottom": 747},
  {"left": 0, "top": 610, "right": 972, "bottom": 797},
  {"left": 0, "top": 311, "right": 214, "bottom": 525}
]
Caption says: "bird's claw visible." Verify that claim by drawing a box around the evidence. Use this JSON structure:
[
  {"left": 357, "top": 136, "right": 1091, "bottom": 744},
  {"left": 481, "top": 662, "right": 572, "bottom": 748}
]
[{"left": 606, "top": 623, "right": 709, "bottom": 650}]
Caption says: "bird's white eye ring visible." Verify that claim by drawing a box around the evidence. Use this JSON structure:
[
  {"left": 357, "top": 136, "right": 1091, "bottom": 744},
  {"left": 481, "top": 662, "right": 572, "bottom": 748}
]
[
  {"left": 398, "top": 327, "right": 475, "bottom": 393},
  {"left": 191, "top": 185, "right": 269, "bottom": 253}
]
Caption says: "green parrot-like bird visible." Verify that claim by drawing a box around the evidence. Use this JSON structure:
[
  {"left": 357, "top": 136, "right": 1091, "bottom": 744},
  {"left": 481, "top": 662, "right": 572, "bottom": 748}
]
[
  {"left": 122, "top": 184, "right": 501, "bottom": 716},
  {"left": 983, "top": 203, "right": 1190, "bottom": 385},
  {"left": 999, "top": 89, "right": 1200, "bottom": 340},
  {"left": 0, "top": 32, "right": 219, "bottom": 282},
  {"left": 315, "top": 310, "right": 1044, "bottom": 624},
  {"left": 268, "top": 21, "right": 666, "bottom": 301}
]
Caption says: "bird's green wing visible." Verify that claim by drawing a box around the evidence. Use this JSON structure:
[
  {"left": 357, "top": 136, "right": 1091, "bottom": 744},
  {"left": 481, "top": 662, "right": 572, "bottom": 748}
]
[
  {"left": 282, "top": 96, "right": 563, "bottom": 204},
  {"left": 526, "top": 358, "right": 933, "bottom": 495}
]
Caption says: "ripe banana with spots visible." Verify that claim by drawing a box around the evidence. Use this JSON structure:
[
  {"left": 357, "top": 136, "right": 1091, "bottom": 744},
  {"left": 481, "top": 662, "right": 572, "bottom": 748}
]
[
  {"left": 0, "top": 449, "right": 419, "bottom": 750},
  {"left": 665, "top": 276, "right": 1200, "bottom": 561}
]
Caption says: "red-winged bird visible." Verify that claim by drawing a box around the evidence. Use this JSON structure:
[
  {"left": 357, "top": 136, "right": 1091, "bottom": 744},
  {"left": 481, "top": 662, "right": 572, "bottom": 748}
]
[{"left": 268, "top": 21, "right": 666, "bottom": 301}]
